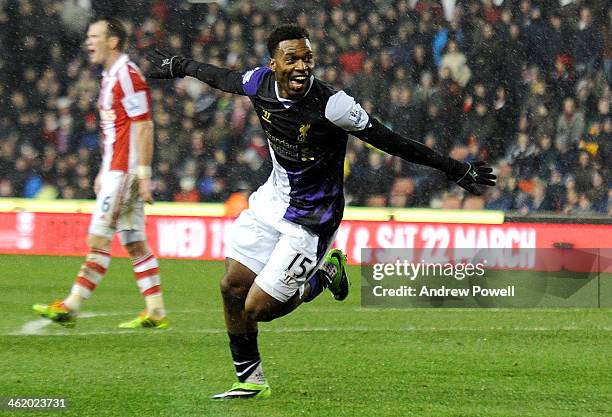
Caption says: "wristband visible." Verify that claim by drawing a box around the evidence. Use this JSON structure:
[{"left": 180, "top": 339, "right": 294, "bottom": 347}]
[{"left": 137, "top": 165, "right": 152, "bottom": 179}]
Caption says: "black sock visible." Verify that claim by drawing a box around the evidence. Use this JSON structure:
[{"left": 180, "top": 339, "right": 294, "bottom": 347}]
[
  {"left": 302, "top": 270, "right": 329, "bottom": 302},
  {"left": 228, "top": 331, "right": 261, "bottom": 382}
]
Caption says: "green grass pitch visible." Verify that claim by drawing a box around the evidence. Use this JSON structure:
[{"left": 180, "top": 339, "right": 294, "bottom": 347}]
[{"left": 1, "top": 254, "right": 610, "bottom": 417}]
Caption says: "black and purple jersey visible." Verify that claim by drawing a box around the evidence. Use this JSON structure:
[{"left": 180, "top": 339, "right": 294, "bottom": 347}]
[
  {"left": 241, "top": 67, "right": 370, "bottom": 235},
  {"left": 199, "top": 65, "right": 370, "bottom": 235}
]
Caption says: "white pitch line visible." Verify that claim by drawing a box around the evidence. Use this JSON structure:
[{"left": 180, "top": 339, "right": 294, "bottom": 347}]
[
  {"left": 12, "top": 309, "right": 224, "bottom": 336},
  {"left": 13, "top": 311, "right": 105, "bottom": 336},
  {"left": 18, "top": 318, "right": 53, "bottom": 335},
  {"left": 11, "top": 308, "right": 612, "bottom": 336},
  {"left": 6, "top": 325, "right": 612, "bottom": 337}
]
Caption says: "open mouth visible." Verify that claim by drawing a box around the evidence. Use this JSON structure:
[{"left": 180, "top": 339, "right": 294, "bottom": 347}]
[{"left": 289, "top": 74, "right": 309, "bottom": 91}]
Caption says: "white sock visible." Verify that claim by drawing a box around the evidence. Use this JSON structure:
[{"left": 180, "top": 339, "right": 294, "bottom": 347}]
[
  {"left": 145, "top": 293, "right": 166, "bottom": 320},
  {"left": 63, "top": 293, "right": 84, "bottom": 312},
  {"left": 244, "top": 363, "right": 266, "bottom": 384},
  {"left": 67, "top": 249, "right": 111, "bottom": 309}
]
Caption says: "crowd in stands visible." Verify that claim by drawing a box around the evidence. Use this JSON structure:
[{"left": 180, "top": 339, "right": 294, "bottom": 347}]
[{"left": 0, "top": 0, "right": 610, "bottom": 215}]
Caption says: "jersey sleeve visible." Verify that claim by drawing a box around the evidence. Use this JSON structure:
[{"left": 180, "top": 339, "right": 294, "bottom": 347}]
[
  {"left": 324, "top": 90, "right": 370, "bottom": 132},
  {"left": 351, "top": 117, "right": 458, "bottom": 176},
  {"left": 240, "top": 67, "right": 272, "bottom": 96},
  {"left": 119, "top": 65, "right": 151, "bottom": 121},
  {"left": 186, "top": 62, "right": 271, "bottom": 96},
  {"left": 324, "top": 87, "right": 458, "bottom": 175}
]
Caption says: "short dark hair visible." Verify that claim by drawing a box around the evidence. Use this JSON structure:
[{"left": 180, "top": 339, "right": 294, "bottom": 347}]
[
  {"left": 95, "top": 17, "right": 127, "bottom": 51},
  {"left": 267, "top": 24, "right": 310, "bottom": 57}
]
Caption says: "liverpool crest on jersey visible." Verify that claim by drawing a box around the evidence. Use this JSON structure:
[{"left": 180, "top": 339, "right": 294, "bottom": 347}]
[{"left": 298, "top": 123, "right": 311, "bottom": 141}]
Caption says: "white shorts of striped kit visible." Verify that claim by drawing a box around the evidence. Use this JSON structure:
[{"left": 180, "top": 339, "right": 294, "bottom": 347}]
[{"left": 88, "top": 170, "right": 145, "bottom": 244}]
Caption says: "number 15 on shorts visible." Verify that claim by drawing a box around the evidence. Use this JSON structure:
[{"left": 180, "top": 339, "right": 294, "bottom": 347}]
[{"left": 286, "top": 253, "right": 314, "bottom": 279}]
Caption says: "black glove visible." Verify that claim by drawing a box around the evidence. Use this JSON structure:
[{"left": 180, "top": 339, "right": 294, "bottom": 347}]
[
  {"left": 448, "top": 160, "right": 496, "bottom": 195},
  {"left": 145, "top": 49, "right": 193, "bottom": 79}
]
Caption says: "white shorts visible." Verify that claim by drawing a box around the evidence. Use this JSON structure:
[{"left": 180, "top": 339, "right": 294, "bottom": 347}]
[
  {"left": 88, "top": 170, "right": 145, "bottom": 245},
  {"left": 225, "top": 186, "right": 336, "bottom": 302}
]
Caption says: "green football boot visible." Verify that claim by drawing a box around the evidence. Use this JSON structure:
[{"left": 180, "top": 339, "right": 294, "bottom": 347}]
[
  {"left": 324, "top": 248, "right": 349, "bottom": 301},
  {"left": 118, "top": 312, "right": 169, "bottom": 329},
  {"left": 32, "top": 300, "right": 76, "bottom": 328},
  {"left": 211, "top": 382, "right": 271, "bottom": 399}
]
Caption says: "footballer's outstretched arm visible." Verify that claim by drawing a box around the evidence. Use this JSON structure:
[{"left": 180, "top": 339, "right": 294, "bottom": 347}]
[
  {"left": 325, "top": 91, "right": 496, "bottom": 195},
  {"left": 145, "top": 49, "right": 245, "bottom": 95}
]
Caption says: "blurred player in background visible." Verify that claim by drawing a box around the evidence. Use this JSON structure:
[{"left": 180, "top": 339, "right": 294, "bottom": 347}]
[
  {"left": 147, "top": 24, "right": 495, "bottom": 398},
  {"left": 33, "top": 17, "right": 168, "bottom": 330}
]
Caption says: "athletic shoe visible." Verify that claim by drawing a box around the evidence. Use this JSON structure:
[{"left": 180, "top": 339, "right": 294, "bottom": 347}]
[
  {"left": 32, "top": 300, "right": 76, "bottom": 328},
  {"left": 324, "top": 248, "right": 349, "bottom": 301},
  {"left": 211, "top": 382, "right": 271, "bottom": 399},
  {"left": 118, "top": 312, "right": 169, "bottom": 329}
]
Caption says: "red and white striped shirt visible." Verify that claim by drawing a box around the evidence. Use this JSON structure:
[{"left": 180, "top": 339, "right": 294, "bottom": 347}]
[{"left": 98, "top": 54, "right": 151, "bottom": 174}]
